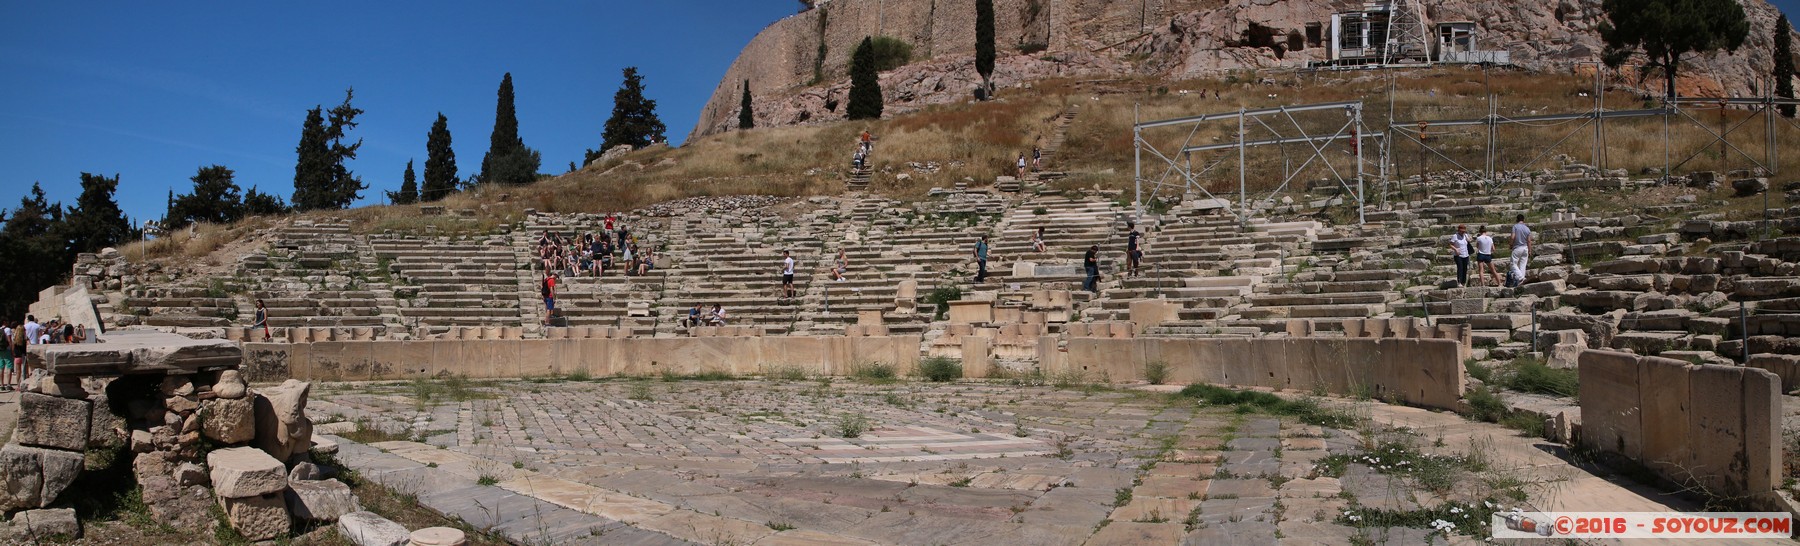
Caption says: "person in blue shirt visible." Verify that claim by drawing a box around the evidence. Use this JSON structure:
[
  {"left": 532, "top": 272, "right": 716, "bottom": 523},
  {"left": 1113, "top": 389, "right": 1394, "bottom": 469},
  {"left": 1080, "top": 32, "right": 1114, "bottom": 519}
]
[{"left": 973, "top": 236, "right": 990, "bottom": 283}]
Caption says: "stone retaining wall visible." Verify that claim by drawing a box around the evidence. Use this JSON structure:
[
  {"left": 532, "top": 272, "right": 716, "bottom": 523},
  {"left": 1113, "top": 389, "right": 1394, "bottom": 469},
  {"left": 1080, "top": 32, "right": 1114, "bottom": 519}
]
[
  {"left": 242, "top": 335, "right": 923, "bottom": 382},
  {"left": 1578, "top": 350, "right": 1783, "bottom": 504},
  {"left": 1044, "top": 337, "right": 1467, "bottom": 410}
]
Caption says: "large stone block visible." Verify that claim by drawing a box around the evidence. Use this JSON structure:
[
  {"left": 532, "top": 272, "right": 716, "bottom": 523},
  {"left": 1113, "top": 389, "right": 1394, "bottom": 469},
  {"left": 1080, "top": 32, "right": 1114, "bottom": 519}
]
[
  {"left": 286, "top": 478, "right": 359, "bottom": 522},
  {"left": 207, "top": 447, "right": 287, "bottom": 498},
  {"left": 1578, "top": 350, "right": 1643, "bottom": 459},
  {"left": 220, "top": 492, "right": 290, "bottom": 541},
  {"left": 1687, "top": 365, "right": 1748, "bottom": 496},
  {"left": 27, "top": 332, "right": 240, "bottom": 376},
  {"left": 1740, "top": 368, "right": 1782, "bottom": 494},
  {"left": 10, "top": 508, "right": 79, "bottom": 540},
  {"left": 1636, "top": 357, "right": 1693, "bottom": 474},
  {"left": 202, "top": 397, "right": 257, "bottom": 445},
  {"left": 14, "top": 393, "right": 90, "bottom": 451},
  {"left": 337, "top": 511, "right": 411, "bottom": 546},
  {"left": 0, "top": 444, "right": 82, "bottom": 511}
]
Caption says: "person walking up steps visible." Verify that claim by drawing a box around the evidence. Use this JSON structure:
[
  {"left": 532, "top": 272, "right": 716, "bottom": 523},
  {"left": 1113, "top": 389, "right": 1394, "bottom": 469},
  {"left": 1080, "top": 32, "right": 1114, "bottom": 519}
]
[
  {"left": 780, "top": 250, "right": 797, "bottom": 301},
  {"left": 1016, "top": 153, "right": 1027, "bottom": 179},
  {"left": 973, "top": 236, "right": 990, "bottom": 283},
  {"left": 1474, "top": 226, "right": 1500, "bottom": 287},
  {"left": 1032, "top": 146, "right": 1042, "bottom": 171},
  {"left": 1508, "top": 214, "right": 1532, "bottom": 288},
  {"left": 1126, "top": 222, "right": 1143, "bottom": 277},
  {"left": 1083, "top": 245, "right": 1100, "bottom": 294},
  {"left": 1447, "top": 225, "right": 1471, "bottom": 287}
]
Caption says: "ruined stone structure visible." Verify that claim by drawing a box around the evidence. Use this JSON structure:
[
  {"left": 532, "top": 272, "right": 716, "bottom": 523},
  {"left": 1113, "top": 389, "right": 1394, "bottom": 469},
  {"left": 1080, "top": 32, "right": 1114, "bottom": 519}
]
[{"left": 690, "top": 0, "right": 1797, "bottom": 138}]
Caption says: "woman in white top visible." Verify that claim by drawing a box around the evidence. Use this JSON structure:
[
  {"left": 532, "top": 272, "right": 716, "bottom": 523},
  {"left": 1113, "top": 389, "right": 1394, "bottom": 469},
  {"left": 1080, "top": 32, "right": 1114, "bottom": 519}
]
[
  {"left": 1031, "top": 227, "right": 1046, "bottom": 253},
  {"left": 1447, "top": 224, "right": 1471, "bottom": 287},
  {"left": 1473, "top": 227, "right": 1500, "bottom": 286}
]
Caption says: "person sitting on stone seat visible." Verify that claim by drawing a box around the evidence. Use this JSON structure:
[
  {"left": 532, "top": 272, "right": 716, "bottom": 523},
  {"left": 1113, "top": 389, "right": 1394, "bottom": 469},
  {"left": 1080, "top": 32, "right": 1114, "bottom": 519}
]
[
  {"left": 707, "top": 304, "right": 727, "bottom": 326},
  {"left": 684, "top": 304, "right": 703, "bottom": 328},
  {"left": 1032, "top": 227, "right": 1046, "bottom": 253}
]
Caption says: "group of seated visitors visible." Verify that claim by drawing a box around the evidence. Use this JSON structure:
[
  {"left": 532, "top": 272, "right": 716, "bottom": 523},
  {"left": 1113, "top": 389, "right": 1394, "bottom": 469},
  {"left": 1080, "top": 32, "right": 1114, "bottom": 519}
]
[
  {"left": 681, "top": 304, "right": 728, "bottom": 328},
  {"left": 535, "top": 215, "right": 657, "bottom": 278}
]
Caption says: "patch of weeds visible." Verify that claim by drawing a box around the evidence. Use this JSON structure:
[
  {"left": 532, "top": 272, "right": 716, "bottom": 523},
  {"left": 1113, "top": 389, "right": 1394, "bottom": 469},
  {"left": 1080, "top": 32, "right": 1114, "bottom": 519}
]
[
  {"left": 1499, "top": 356, "right": 1579, "bottom": 398},
  {"left": 766, "top": 521, "right": 795, "bottom": 531},
  {"left": 1050, "top": 369, "right": 1088, "bottom": 389},
  {"left": 477, "top": 475, "right": 499, "bottom": 486},
  {"left": 766, "top": 364, "right": 811, "bottom": 382},
  {"left": 925, "top": 286, "right": 962, "bottom": 320},
  {"left": 661, "top": 369, "right": 737, "bottom": 382},
  {"left": 1133, "top": 508, "right": 1169, "bottom": 523},
  {"left": 836, "top": 412, "right": 871, "bottom": 438},
  {"left": 1465, "top": 359, "right": 1493, "bottom": 383},
  {"left": 1143, "top": 361, "right": 1170, "bottom": 385},
  {"left": 1463, "top": 385, "right": 1507, "bottom": 423},
  {"left": 1177, "top": 385, "right": 1361, "bottom": 429},
  {"left": 850, "top": 362, "right": 898, "bottom": 382},
  {"left": 1338, "top": 499, "right": 1498, "bottom": 539},
  {"left": 949, "top": 477, "right": 973, "bottom": 487},
  {"left": 627, "top": 381, "right": 655, "bottom": 402},
  {"left": 566, "top": 370, "right": 592, "bottom": 382},
  {"left": 1113, "top": 487, "right": 1133, "bottom": 507},
  {"left": 1500, "top": 412, "right": 1547, "bottom": 438},
  {"left": 916, "top": 356, "right": 963, "bottom": 382}
]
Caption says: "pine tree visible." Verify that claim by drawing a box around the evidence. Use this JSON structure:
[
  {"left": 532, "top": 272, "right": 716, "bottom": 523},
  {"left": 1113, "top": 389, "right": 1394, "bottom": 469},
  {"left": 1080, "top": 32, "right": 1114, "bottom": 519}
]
[
  {"left": 1600, "top": 0, "right": 1748, "bottom": 99},
  {"left": 389, "top": 160, "right": 418, "bottom": 205},
  {"left": 0, "top": 183, "right": 66, "bottom": 318},
  {"left": 63, "top": 172, "right": 135, "bottom": 255},
  {"left": 738, "top": 80, "right": 756, "bottom": 130},
  {"left": 242, "top": 187, "right": 288, "bottom": 216},
  {"left": 322, "top": 89, "right": 367, "bottom": 208},
  {"left": 975, "top": 0, "right": 996, "bottom": 98},
  {"left": 291, "top": 107, "right": 332, "bottom": 210},
  {"left": 167, "top": 165, "right": 243, "bottom": 228},
  {"left": 481, "top": 73, "right": 542, "bottom": 185},
  {"left": 847, "top": 37, "right": 884, "bottom": 120},
  {"left": 595, "top": 67, "right": 668, "bottom": 162},
  {"left": 423, "top": 113, "right": 458, "bottom": 201},
  {"left": 1776, "top": 15, "right": 1795, "bottom": 118}
]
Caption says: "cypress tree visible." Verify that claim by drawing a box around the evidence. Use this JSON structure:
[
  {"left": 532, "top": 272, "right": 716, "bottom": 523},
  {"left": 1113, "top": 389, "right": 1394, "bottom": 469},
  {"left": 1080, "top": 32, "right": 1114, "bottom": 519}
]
[
  {"left": 599, "top": 67, "right": 668, "bottom": 155},
  {"left": 739, "top": 80, "right": 756, "bottom": 130},
  {"left": 847, "top": 37, "right": 884, "bottom": 120},
  {"left": 323, "top": 89, "right": 367, "bottom": 208},
  {"left": 481, "top": 73, "right": 542, "bottom": 185},
  {"left": 1776, "top": 15, "right": 1794, "bottom": 118},
  {"left": 291, "top": 107, "right": 331, "bottom": 210},
  {"left": 975, "top": 0, "right": 996, "bottom": 98},
  {"left": 63, "top": 173, "right": 135, "bottom": 255},
  {"left": 389, "top": 160, "right": 418, "bottom": 205},
  {"left": 423, "top": 113, "right": 458, "bottom": 201}
]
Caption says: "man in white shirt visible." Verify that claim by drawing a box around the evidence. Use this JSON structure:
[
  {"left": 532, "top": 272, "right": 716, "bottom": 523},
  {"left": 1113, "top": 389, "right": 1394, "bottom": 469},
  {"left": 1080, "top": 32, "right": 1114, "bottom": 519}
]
[
  {"left": 1473, "top": 227, "right": 1500, "bottom": 286},
  {"left": 780, "top": 251, "right": 797, "bottom": 301},
  {"left": 1446, "top": 224, "right": 1471, "bottom": 287},
  {"left": 1509, "top": 214, "right": 1532, "bottom": 287},
  {"left": 23, "top": 316, "right": 40, "bottom": 346}
]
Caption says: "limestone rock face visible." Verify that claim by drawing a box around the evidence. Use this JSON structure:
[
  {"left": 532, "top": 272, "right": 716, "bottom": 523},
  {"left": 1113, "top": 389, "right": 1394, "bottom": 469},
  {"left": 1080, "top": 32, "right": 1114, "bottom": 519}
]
[
  {"left": 690, "top": 0, "right": 1796, "bottom": 139},
  {"left": 201, "top": 397, "right": 257, "bottom": 445},
  {"left": 207, "top": 447, "right": 287, "bottom": 498},
  {"left": 13, "top": 393, "right": 91, "bottom": 451}
]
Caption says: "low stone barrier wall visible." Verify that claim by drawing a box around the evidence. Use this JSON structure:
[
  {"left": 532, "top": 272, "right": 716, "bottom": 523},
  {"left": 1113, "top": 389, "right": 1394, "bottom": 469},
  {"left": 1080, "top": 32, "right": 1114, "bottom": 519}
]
[
  {"left": 243, "top": 335, "right": 922, "bottom": 382},
  {"left": 1579, "top": 350, "right": 1783, "bottom": 504},
  {"left": 1045, "top": 337, "right": 1466, "bottom": 410}
]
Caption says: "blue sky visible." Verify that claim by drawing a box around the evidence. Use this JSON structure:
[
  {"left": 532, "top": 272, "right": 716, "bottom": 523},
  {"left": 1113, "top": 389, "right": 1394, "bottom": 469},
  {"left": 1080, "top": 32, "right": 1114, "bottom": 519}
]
[
  {"left": 0, "top": 1, "right": 799, "bottom": 224},
  {"left": 1, "top": 1, "right": 1796, "bottom": 225}
]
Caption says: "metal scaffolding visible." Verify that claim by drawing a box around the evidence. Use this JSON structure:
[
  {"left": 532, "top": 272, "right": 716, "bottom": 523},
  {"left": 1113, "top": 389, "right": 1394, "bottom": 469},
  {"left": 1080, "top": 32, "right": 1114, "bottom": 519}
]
[{"left": 1133, "top": 101, "right": 1384, "bottom": 224}]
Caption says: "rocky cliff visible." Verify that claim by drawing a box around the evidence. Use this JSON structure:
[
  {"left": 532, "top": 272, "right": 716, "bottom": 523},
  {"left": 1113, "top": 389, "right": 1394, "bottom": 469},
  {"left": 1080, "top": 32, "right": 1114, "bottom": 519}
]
[{"left": 690, "top": 0, "right": 1796, "bottom": 140}]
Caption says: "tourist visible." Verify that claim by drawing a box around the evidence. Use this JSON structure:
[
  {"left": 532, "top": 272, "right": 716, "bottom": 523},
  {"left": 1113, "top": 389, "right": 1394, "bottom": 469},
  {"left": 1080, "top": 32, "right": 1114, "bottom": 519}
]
[
  {"left": 2, "top": 321, "right": 15, "bottom": 391},
  {"left": 1032, "top": 146, "right": 1042, "bottom": 171},
  {"left": 604, "top": 214, "right": 615, "bottom": 232},
  {"left": 60, "top": 321, "right": 73, "bottom": 344},
  {"left": 253, "top": 299, "right": 270, "bottom": 341},
  {"left": 708, "top": 304, "right": 728, "bottom": 326},
  {"left": 1032, "top": 227, "right": 1046, "bottom": 253},
  {"left": 72, "top": 324, "right": 86, "bottom": 344},
  {"left": 860, "top": 130, "right": 872, "bottom": 153},
  {"left": 1126, "top": 222, "right": 1142, "bottom": 277},
  {"left": 973, "top": 236, "right": 990, "bottom": 283},
  {"left": 1016, "top": 153, "right": 1027, "bottom": 179},
  {"left": 637, "top": 248, "right": 653, "bottom": 276},
  {"left": 834, "top": 249, "right": 848, "bottom": 282},
  {"left": 622, "top": 244, "right": 635, "bottom": 275},
  {"left": 24, "top": 315, "right": 39, "bottom": 346},
  {"left": 1447, "top": 224, "right": 1471, "bottom": 287},
  {"left": 684, "top": 304, "right": 703, "bottom": 328},
  {"left": 1083, "top": 245, "right": 1100, "bottom": 293},
  {"left": 781, "top": 251, "right": 798, "bottom": 300},
  {"left": 617, "top": 222, "right": 630, "bottom": 254},
  {"left": 541, "top": 274, "right": 557, "bottom": 325},
  {"left": 1508, "top": 214, "right": 1532, "bottom": 287},
  {"left": 1474, "top": 226, "right": 1499, "bottom": 286}
]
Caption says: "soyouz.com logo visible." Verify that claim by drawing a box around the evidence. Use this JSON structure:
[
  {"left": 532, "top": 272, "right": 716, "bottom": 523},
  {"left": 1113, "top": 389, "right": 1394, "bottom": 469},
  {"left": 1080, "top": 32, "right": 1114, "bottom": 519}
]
[{"left": 1492, "top": 511, "right": 1792, "bottom": 539}]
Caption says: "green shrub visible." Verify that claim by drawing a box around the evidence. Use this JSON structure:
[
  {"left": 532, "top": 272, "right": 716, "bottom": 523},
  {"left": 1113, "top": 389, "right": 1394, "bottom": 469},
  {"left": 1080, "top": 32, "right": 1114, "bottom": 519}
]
[
  {"left": 925, "top": 286, "right": 962, "bottom": 320},
  {"left": 1464, "top": 385, "right": 1506, "bottom": 423},
  {"left": 917, "top": 356, "right": 963, "bottom": 382},
  {"left": 1501, "top": 356, "right": 1578, "bottom": 398},
  {"left": 836, "top": 412, "right": 871, "bottom": 438},
  {"left": 1177, "top": 384, "right": 1360, "bottom": 429},
  {"left": 1144, "top": 361, "right": 1170, "bottom": 385},
  {"left": 869, "top": 36, "right": 913, "bottom": 71}
]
